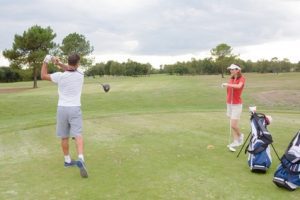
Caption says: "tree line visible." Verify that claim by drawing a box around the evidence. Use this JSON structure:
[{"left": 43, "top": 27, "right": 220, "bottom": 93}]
[
  {"left": 83, "top": 43, "right": 300, "bottom": 77},
  {"left": 1, "top": 26, "right": 300, "bottom": 84},
  {"left": 2, "top": 56, "right": 298, "bottom": 83},
  {"left": 85, "top": 60, "right": 153, "bottom": 77},
  {"left": 162, "top": 57, "right": 300, "bottom": 76},
  {"left": 2, "top": 25, "right": 93, "bottom": 87}
]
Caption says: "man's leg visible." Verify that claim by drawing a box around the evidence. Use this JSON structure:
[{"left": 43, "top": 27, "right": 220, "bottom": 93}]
[
  {"left": 70, "top": 107, "right": 88, "bottom": 177},
  {"left": 61, "top": 137, "right": 77, "bottom": 167},
  {"left": 74, "top": 135, "right": 88, "bottom": 178},
  {"left": 61, "top": 137, "right": 70, "bottom": 156},
  {"left": 74, "top": 135, "right": 84, "bottom": 160}
]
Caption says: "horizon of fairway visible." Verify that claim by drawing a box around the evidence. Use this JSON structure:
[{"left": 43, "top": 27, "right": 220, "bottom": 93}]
[{"left": 0, "top": 73, "right": 300, "bottom": 199}]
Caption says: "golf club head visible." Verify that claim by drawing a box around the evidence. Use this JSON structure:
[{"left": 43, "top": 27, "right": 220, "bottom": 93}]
[
  {"left": 249, "top": 106, "right": 256, "bottom": 114},
  {"left": 101, "top": 83, "right": 110, "bottom": 92}
]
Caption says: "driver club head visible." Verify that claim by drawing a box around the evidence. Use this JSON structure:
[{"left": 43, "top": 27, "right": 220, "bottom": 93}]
[{"left": 101, "top": 83, "right": 110, "bottom": 92}]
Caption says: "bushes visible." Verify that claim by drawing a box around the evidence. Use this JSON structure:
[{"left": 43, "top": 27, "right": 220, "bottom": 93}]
[
  {"left": 0, "top": 64, "right": 61, "bottom": 82},
  {"left": 86, "top": 60, "right": 152, "bottom": 77},
  {"left": 0, "top": 67, "right": 21, "bottom": 82}
]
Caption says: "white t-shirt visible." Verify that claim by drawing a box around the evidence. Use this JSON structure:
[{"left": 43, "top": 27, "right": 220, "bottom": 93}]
[{"left": 50, "top": 70, "right": 84, "bottom": 106}]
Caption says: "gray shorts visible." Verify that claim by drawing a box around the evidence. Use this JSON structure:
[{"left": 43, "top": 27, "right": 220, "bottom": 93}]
[{"left": 56, "top": 106, "right": 82, "bottom": 138}]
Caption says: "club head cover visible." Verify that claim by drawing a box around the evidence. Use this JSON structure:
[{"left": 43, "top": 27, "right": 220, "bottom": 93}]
[{"left": 249, "top": 106, "right": 256, "bottom": 114}]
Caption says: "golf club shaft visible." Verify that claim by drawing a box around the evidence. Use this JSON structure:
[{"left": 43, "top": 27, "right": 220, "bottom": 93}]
[
  {"left": 229, "top": 119, "right": 232, "bottom": 144},
  {"left": 228, "top": 87, "right": 234, "bottom": 144}
]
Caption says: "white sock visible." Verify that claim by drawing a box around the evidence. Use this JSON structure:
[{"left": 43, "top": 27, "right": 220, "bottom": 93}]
[
  {"left": 78, "top": 154, "right": 84, "bottom": 161},
  {"left": 64, "top": 155, "right": 71, "bottom": 163}
]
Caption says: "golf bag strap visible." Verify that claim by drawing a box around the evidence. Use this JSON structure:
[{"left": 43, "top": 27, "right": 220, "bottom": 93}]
[
  {"left": 250, "top": 112, "right": 265, "bottom": 121},
  {"left": 252, "top": 113, "right": 273, "bottom": 144},
  {"left": 259, "top": 134, "right": 273, "bottom": 145},
  {"left": 66, "top": 69, "right": 84, "bottom": 75}
]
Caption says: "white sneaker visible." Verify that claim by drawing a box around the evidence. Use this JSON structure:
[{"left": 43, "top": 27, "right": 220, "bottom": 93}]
[
  {"left": 227, "top": 140, "right": 240, "bottom": 148},
  {"left": 228, "top": 146, "right": 236, "bottom": 152}
]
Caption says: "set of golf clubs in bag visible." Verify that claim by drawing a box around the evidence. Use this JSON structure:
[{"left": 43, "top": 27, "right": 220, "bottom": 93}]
[{"left": 236, "top": 106, "right": 300, "bottom": 191}]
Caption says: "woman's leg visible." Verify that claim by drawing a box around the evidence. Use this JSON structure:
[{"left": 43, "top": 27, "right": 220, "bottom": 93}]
[{"left": 231, "top": 119, "right": 241, "bottom": 141}]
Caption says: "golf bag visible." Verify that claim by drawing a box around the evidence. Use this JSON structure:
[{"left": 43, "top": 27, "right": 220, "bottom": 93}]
[
  {"left": 273, "top": 130, "right": 300, "bottom": 191},
  {"left": 246, "top": 112, "right": 273, "bottom": 173}
]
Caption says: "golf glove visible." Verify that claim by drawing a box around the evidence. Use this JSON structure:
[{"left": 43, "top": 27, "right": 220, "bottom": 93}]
[
  {"left": 43, "top": 55, "right": 53, "bottom": 63},
  {"left": 221, "top": 83, "right": 228, "bottom": 88}
]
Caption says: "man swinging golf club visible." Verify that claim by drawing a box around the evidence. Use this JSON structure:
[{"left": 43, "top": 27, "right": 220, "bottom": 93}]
[
  {"left": 41, "top": 54, "right": 88, "bottom": 178},
  {"left": 222, "top": 64, "right": 246, "bottom": 152}
]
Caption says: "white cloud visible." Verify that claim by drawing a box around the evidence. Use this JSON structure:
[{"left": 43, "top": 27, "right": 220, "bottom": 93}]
[
  {"left": 0, "top": 52, "right": 9, "bottom": 66},
  {"left": 93, "top": 51, "right": 210, "bottom": 68},
  {"left": 236, "top": 39, "right": 300, "bottom": 62},
  {"left": 123, "top": 40, "right": 139, "bottom": 51},
  {"left": 1, "top": 0, "right": 300, "bottom": 67}
]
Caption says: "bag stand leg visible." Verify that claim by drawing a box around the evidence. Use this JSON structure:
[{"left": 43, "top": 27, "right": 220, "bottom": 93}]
[
  {"left": 270, "top": 143, "right": 281, "bottom": 161},
  {"left": 236, "top": 131, "right": 251, "bottom": 158}
]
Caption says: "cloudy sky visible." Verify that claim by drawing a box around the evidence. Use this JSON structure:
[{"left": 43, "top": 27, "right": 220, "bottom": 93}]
[{"left": 1, "top": 0, "right": 300, "bottom": 67}]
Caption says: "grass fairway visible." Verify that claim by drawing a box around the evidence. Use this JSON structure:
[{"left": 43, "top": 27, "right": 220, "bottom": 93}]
[{"left": 0, "top": 73, "right": 300, "bottom": 199}]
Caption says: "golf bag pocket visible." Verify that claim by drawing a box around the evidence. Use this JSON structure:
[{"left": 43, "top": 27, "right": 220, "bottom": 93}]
[
  {"left": 273, "top": 157, "right": 300, "bottom": 191},
  {"left": 248, "top": 141, "right": 272, "bottom": 173},
  {"left": 273, "top": 131, "right": 300, "bottom": 191}
]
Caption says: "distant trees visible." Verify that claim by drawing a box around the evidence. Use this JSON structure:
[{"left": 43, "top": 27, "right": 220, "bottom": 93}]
[
  {"left": 59, "top": 33, "right": 94, "bottom": 68},
  {"left": 85, "top": 46, "right": 300, "bottom": 77},
  {"left": 2, "top": 25, "right": 56, "bottom": 87},
  {"left": 2, "top": 26, "right": 94, "bottom": 85},
  {"left": 162, "top": 57, "right": 299, "bottom": 75},
  {"left": 2, "top": 31, "right": 300, "bottom": 83},
  {"left": 163, "top": 57, "right": 217, "bottom": 75},
  {"left": 0, "top": 67, "right": 20, "bottom": 82},
  {"left": 162, "top": 43, "right": 300, "bottom": 75},
  {"left": 85, "top": 59, "right": 152, "bottom": 77},
  {"left": 210, "top": 43, "right": 236, "bottom": 78}
]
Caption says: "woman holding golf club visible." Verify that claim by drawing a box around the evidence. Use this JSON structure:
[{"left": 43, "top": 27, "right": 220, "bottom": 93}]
[{"left": 222, "top": 64, "right": 245, "bottom": 151}]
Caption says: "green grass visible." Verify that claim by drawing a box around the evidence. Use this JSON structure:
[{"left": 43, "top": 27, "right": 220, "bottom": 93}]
[{"left": 0, "top": 73, "right": 300, "bottom": 199}]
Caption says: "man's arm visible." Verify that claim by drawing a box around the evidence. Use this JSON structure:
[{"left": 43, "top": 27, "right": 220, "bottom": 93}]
[
  {"left": 41, "top": 55, "right": 52, "bottom": 81},
  {"left": 52, "top": 57, "right": 75, "bottom": 71},
  {"left": 57, "top": 62, "right": 72, "bottom": 71},
  {"left": 41, "top": 55, "right": 75, "bottom": 81}
]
